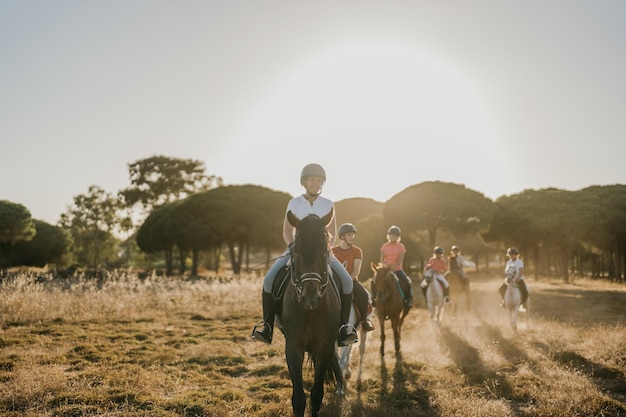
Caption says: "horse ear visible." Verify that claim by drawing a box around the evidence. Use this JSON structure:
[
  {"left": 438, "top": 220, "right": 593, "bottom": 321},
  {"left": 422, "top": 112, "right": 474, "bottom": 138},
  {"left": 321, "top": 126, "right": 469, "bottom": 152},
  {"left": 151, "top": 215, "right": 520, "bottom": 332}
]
[
  {"left": 321, "top": 207, "right": 334, "bottom": 227},
  {"left": 371, "top": 261, "right": 377, "bottom": 273},
  {"left": 287, "top": 210, "right": 299, "bottom": 228}
]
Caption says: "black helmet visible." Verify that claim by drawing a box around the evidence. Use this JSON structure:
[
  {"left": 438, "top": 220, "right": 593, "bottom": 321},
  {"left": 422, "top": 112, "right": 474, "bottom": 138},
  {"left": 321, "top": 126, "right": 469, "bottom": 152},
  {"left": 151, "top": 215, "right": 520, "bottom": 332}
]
[
  {"left": 387, "top": 225, "right": 401, "bottom": 235},
  {"left": 338, "top": 223, "right": 357, "bottom": 237},
  {"left": 434, "top": 246, "right": 444, "bottom": 255},
  {"left": 451, "top": 245, "right": 460, "bottom": 252},
  {"left": 300, "top": 163, "right": 326, "bottom": 185},
  {"left": 507, "top": 247, "right": 519, "bottom": 255}
]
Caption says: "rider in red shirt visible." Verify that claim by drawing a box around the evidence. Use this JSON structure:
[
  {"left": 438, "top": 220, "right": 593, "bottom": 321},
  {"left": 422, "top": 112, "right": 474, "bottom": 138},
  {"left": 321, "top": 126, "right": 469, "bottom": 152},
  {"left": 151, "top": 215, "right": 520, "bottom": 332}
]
[
  {"left": 422, "top": 246, "right": 451, "bottom": 303},
  {"left": 332, "top": 223, "right": 375, "bottom": 332},
  {"left": 378, "top": 225, "right": 413, "bottom": 308}
]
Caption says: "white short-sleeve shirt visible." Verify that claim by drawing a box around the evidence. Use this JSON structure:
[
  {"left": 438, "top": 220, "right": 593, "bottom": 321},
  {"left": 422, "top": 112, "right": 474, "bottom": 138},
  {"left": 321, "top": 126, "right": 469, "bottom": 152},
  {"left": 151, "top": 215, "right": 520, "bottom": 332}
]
[
  {"left": 283, "top": 194, "right": 336, "bottom": 245},
  {"left": 505, "top": 258, "right": 524, "bottom": 280}
]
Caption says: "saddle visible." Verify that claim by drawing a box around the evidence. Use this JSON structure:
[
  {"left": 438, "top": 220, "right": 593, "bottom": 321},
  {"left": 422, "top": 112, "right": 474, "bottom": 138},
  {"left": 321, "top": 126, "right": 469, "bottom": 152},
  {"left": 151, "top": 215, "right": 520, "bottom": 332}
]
[{"left": 390, "top": 271, "right": 408, "bottom": 300}]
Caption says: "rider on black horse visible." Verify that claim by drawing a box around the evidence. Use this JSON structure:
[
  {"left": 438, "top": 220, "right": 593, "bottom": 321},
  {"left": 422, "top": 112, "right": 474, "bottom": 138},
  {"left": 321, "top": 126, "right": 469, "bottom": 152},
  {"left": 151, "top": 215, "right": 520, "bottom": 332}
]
[{"left": 251, "top": 163, "right": 358, "bottom": 347}]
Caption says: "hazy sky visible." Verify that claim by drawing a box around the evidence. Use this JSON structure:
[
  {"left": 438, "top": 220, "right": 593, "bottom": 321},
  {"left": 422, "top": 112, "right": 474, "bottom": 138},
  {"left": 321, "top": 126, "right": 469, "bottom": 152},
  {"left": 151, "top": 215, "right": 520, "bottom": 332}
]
[{"left": 2, "top": 1, "right": 625, "bottom": 225}]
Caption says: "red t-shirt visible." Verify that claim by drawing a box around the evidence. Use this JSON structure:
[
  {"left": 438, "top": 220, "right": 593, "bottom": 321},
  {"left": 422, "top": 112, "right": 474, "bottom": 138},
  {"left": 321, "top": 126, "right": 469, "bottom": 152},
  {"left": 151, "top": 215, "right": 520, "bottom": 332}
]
[
  {"left": 332, "top": 245, "right": 363, "bottom": 277},
  {"left": 381, "top": 241, "right": 406, "bottom": 272},
  {"left": 425, "top": 256, "right": 447, "bottom": 274}
]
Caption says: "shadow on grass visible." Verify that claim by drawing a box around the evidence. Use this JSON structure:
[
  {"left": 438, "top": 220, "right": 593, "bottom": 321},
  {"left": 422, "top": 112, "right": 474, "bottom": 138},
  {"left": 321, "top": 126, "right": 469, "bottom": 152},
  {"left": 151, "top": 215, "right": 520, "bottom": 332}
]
[
  {"left": 479, "top": 322, "right": 531, "bottom": 366},
  {"left": 323, "top": 350, "right": 437, "bottom": 417},
  {"left": 543, "top": 347, "right": 626, "bottom": 406},
  {"left": 523, "top": 286, "right": 626, "bottom": 326},
  {"left": 438, "top": 327, "right": 529, "bottom": 416}
]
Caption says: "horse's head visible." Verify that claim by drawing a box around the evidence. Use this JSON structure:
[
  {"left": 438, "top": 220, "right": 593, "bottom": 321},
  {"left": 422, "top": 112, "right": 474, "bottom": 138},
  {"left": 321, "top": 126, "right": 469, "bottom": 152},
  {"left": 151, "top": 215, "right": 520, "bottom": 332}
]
[
  {"left": 505, "top": 272, "right": 516, "bottom": 285},
  {"left": 423, "top": 268, "right": 436, "bottom": 282},
  {"left": 371, "top": 262, "right": 395, "bottom": 303},
  {"left": 287, "top": 208, "right": 333, "bottom": 310}
]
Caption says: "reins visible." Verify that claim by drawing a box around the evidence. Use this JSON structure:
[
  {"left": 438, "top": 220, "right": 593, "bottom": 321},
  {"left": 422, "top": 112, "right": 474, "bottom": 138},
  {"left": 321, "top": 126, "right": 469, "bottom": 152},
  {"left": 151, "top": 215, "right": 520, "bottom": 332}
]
[{"left": 249, "top": 252, "right": 291, "bottom": 270}]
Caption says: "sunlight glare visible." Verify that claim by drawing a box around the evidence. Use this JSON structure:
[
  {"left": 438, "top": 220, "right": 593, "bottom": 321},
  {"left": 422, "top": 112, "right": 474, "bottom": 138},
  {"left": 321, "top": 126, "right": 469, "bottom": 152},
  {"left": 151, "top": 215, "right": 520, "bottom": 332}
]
[{"left": 230, "top": 38, "right": 509, "bottom": 201}]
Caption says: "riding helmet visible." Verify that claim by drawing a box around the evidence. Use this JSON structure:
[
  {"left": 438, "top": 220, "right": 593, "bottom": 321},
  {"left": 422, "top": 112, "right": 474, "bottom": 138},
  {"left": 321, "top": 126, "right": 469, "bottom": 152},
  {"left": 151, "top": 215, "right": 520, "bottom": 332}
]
[
  {"left": 434, "top": 246, "right": 444, "bottom": 255},
  {"left": 338, "top": 223, "right": 357, "bottom": 238},
  {"left": 387, "top": 225, "right": 401, "bottom": 236},
  {"left": 507, "top": 247, "right": 519, "bottom": 256},
  {"left": 451, "top": 245, "right": 460, "bottom": 252},
  {"left": 300, "top": 163, "right": 326, "bottom": 185}
]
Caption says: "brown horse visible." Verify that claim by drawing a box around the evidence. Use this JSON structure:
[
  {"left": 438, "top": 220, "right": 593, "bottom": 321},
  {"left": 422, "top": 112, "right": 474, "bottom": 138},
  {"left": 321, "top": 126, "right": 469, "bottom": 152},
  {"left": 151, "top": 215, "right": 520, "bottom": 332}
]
[
  {"left": 276, "top": 209, "right": 344, "bottom": 417},
  {"left": 445, "top": 270, "right": 472, "bottom": 316},
  {"left": 370, "top": 262, "right": 410, "bottom": 356}
]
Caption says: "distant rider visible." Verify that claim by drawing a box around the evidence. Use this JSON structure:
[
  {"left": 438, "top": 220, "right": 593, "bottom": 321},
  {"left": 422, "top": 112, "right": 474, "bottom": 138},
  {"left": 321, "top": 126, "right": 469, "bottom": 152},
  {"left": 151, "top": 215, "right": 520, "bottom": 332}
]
[
  {"left": 377, "top": 226, "right": 413, "bottom": 308},
  {"left": 498, "top": 247, "right": 529, "bottom": 310},
  {"left": 448, "top": 245, "right": 469, "bottom": 288},
  {"left": 421, "top": 246, "right": 451, "bottom": 304}
]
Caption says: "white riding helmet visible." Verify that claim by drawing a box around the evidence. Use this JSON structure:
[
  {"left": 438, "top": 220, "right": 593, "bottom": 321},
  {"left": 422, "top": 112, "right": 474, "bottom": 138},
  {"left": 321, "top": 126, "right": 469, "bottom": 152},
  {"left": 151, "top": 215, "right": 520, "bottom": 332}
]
[
  {"left": 338, "top": 223, "right": 357, "bottom": 238},
  {"left": 300, "top": 163, "right": 326, "bottom": 185}
]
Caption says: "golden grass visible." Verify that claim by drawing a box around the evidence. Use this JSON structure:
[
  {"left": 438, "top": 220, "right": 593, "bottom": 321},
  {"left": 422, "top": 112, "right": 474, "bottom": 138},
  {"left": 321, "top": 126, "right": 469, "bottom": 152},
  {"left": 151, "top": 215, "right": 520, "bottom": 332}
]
[{"left": 0, "top": 272, "right": 624, "bottom": 416}]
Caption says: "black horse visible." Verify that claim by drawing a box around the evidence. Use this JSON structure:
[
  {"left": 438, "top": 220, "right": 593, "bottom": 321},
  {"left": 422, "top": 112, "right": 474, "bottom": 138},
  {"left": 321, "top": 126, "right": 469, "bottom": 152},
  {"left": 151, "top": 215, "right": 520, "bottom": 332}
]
[{"left": 277, "top": 209, "right": 344, "bottom": 417}]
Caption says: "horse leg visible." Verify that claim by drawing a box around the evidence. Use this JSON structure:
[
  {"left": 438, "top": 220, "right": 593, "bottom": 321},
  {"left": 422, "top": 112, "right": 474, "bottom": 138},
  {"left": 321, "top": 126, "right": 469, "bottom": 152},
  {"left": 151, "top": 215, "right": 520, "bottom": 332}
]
[
  {"left": 438, "top": 301, "right": 445, "bottom": 323},
  {"left": 285, "top": 346, "right": 306, "bottom": 417},
  {"left": 330, "top": 351, "right": 345, "bottom": 396},
  {"left": 339, "top": 344, "right": 352, "bottom": 381},
  {"left": 357, "top": 330, "right": 366, "bottom": 387},
  {"left": 311, "top": 353, "right": 332, "bottom": 417},
  {"left": 510, "top": 307, "right": 518, "bottom": 331},
  {"left": 378, "top": 316, "right": 386, "bottom": 356},
  {"left": 391, "top": 317, "right": 401, "bottom": 353}
]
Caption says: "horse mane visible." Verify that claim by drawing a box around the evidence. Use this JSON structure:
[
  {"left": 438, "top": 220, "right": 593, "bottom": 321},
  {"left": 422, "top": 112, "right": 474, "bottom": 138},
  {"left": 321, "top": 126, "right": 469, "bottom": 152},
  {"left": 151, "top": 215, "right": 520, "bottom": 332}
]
[{"left": 295, "top": 215, "right": 328, "bottom": 265}]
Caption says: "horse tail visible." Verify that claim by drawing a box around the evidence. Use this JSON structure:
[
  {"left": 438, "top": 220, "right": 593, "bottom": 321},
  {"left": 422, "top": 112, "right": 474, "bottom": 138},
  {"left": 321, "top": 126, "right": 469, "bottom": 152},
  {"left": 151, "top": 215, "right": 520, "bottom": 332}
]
[
  {"left": 399, "top": 303, "right": 410, "bottom": 325},
  {"left": 327, "top": 351, "right": 345, "bottom": 393},
  {"left": 304, "top": 350, "right": 343, "bottom": 388}
]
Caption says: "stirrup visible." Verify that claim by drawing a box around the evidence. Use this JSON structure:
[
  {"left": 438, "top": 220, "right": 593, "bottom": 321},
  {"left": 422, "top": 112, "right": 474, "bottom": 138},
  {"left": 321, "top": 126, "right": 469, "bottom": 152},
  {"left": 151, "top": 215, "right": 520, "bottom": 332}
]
[
  {"left": 338, "top": 324, "right": 358, "bottom": 346},
  {"left": 251, "top": 321, "right": 273, "bottom": 344},
  {"left": 444, "top": 296, "right": 451, "bottom": 304}
]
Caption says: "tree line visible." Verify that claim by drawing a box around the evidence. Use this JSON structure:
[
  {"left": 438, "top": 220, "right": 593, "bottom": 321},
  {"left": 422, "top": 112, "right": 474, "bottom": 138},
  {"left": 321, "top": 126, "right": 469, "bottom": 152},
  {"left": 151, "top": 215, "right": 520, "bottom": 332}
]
[{"left": 1, "top": 156, "right": 624, "bottom": 283}]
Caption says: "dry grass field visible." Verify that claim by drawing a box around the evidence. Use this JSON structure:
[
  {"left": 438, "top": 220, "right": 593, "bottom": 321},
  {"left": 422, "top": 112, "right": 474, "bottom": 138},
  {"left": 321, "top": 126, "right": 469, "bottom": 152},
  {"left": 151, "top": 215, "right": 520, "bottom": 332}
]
[{"left": 0, "top": 270, "right": 624, "bottom": 417}]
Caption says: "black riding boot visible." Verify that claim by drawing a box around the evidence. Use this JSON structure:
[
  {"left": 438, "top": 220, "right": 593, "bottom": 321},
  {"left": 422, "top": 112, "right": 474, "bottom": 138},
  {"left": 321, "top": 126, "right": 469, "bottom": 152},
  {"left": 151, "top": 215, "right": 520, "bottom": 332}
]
[
  {"left": 498, "top": 283, "right": 506, "bottom": 307},
  {"left": 338, "top": 293, "right": 358, "bottom": 346},
  {"left": 519, "top": 280, "right": 529, "bottom": 307},
  {"left": 443, "top": 286, "right": 451, "bottom": 304},
  {"left": 403, "top": 284, "right": 413, "bottom": 308},
  {"left": 421, "top": 285, "right": 428, "bottom": 303},
  {"left": 251, "top": 291, "right": 274, "bottom": 344}
]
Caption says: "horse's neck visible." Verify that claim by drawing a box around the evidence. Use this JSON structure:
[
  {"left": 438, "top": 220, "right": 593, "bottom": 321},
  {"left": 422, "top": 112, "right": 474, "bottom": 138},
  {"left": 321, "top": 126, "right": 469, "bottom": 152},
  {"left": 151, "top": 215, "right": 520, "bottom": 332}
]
[{"left": 505, "top": 283, "right": 520, "bottom": 301}]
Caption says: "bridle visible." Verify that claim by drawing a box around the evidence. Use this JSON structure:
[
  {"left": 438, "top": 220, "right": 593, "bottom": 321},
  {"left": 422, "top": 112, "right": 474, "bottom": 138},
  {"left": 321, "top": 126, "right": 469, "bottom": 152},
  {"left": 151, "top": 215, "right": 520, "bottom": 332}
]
[
  {"left": 373, "top": 267, "right": 394, "bottom": 304},
  {"left": 289, "top": 219, "right": 330, "bottom": 303},
  {"left": 291, "top": 268, "right": 329, "bottom": 303}
]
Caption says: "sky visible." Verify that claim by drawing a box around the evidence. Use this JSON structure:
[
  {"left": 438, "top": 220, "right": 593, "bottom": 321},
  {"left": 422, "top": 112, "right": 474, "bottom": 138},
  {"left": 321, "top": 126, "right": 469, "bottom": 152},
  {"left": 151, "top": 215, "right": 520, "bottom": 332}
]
[{"left": 2, "top": 1, "right": 625, "bottom": 225}]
